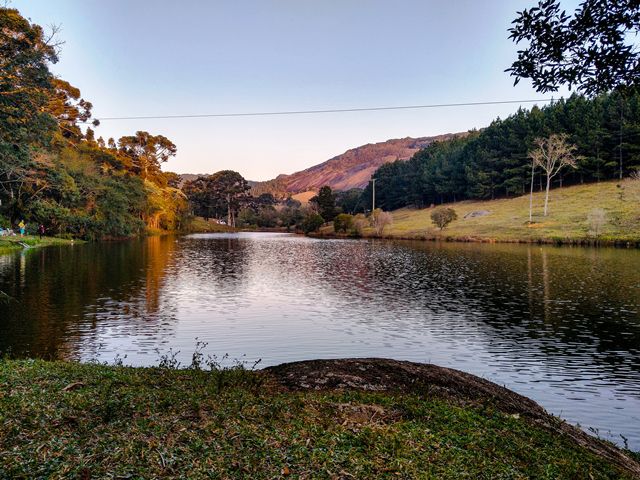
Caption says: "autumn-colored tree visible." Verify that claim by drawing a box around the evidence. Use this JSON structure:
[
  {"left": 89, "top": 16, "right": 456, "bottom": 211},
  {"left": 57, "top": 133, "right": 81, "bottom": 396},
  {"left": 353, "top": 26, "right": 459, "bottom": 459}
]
[
  {"left": 529, "top": 134, "right": 578, "bottom": 216},
  {"left": 0, "top": 8, "right": 187, "bottom": 238},
  {"left": 118, "top": 131, "right": 177, "bottom": 180},
  {"left": 163, "top": 172, "right": 182, "bottom": 188},
  {"left": 45, "top": 78, "right": 99, "bottom": 142}
]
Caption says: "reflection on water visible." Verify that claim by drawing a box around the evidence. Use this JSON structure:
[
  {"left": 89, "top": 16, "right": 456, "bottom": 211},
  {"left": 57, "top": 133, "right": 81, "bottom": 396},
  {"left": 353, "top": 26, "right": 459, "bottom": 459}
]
[{"left": 1, "top": 233, "right": 639, "bottom": 448}]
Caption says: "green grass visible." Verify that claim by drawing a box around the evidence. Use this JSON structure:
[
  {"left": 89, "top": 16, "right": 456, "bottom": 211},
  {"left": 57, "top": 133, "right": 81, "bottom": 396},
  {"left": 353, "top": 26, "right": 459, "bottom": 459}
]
[
  {"left": 357, "top": 180, "right": 640, "bottom": 245},
  {"left": 184, "top": 217, "right": 236, "bottom": 233},
  {"left": 0, "top": 359, "right": 635, "bottom": 479},
  {"left": 0, "top": 235, "right": 80, "bottom": 254}
]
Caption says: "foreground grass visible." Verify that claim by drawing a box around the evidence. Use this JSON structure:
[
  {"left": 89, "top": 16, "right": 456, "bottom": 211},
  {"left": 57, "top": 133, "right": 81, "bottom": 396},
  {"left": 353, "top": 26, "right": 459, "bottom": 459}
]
[
  {"left": 0, "top": 360, "right": 635, "bottom": 479},
  {"left": 354, "top": 180, "right": 640, "bottom": 245},
  {"left": 0, "top": 235, "right": 79, "bottom": 254}
]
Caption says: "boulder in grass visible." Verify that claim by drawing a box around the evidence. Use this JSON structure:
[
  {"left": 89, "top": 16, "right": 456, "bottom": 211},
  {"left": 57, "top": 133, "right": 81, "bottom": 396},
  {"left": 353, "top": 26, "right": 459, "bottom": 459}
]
[{"left": 464, "top": 210, "right": 490, "bottom": 219}]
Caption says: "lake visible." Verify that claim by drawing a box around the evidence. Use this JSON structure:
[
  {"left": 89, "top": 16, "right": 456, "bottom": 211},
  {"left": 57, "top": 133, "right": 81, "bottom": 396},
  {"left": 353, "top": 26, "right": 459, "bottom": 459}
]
[{"left": 1, "top": 233, "right": 639, "bottom": 448}]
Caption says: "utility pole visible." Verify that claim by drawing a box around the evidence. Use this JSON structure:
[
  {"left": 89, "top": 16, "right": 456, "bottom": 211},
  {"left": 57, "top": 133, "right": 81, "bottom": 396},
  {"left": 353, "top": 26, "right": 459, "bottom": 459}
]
[
  {"left": 529, "top": 158, "right": 535, "bottom": 223},
  {"left": 371, "top": 178, "right": 376, "bottom": 212},
  {"left": 619, "top": 97, "right": 624, "bottom": 180}
]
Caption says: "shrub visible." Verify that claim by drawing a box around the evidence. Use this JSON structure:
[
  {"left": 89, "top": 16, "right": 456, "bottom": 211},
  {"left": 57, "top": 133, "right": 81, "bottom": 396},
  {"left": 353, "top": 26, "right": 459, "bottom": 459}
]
[
  {"left": 333, "top": 213, "right": 353, "bottom": 233},
  {"left": 431, "top": 207, "right": 458, "bottom": 230},
  {"left": 300, "top": 213, "right": 324, "bottom": 234},
  {"left": 351, "top": 214, "right": 368, "bottom": 236}
]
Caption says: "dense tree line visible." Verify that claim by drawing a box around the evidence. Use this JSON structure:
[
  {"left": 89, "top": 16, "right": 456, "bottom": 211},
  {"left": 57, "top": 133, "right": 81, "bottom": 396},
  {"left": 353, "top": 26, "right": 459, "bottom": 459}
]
[
  {"left": 0, "top": 7, "right": 187, "bottom": 239},
  {"left": 183, "top": 171, "right": 250, "bottom": 227},
  {"left": 364, "top": 92, "right": 640, "bottom": 211}
]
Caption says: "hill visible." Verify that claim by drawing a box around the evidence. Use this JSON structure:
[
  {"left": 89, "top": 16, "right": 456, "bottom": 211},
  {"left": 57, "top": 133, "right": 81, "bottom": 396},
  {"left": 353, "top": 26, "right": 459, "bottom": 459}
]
[
  {"left": 251, "top": 134, "right": 460, "bottom": 197},
  {"left": 324, "top": 179, "right": 640, "bottom": 245}
]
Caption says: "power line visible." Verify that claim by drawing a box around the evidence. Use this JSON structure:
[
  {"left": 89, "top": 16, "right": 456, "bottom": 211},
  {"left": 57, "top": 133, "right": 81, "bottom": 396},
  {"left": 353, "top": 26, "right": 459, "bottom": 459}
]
[{"left": 86, "top": 98, "right": 556, "bottom": 122}]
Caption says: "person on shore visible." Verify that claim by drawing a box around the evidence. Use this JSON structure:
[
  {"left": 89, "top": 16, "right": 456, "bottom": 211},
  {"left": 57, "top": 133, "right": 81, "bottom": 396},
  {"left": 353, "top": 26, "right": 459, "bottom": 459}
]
[
  {"left": 38, "top": 224, "right": 46, "bottom": 239},
  {"left": 18, "top": 220, "right": 25, "bottom": 237}
]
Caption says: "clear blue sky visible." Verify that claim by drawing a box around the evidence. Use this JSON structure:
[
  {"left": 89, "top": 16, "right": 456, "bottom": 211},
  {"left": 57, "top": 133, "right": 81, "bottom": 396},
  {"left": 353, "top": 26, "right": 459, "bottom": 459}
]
[{"left": 13, "top": 0, "right": 574, "bottom": 180}]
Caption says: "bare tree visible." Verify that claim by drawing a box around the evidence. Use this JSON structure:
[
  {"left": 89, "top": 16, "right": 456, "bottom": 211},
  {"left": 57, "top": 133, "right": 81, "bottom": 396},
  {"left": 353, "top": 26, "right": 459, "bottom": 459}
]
[
  {"left": 370, "top": 209, "right": 393, "bottom": 236},
  {"left": 630, "top": 168, "right": 640, "bottom": 203},
  {"left": 587, "top": 208, "right": 606, "bottom": 239},
  {"left": 528, "top": 157, "right": 535, "bottom": 223},
  {"left": 529, "top": 134, "right": 579, "bottom": 217}
]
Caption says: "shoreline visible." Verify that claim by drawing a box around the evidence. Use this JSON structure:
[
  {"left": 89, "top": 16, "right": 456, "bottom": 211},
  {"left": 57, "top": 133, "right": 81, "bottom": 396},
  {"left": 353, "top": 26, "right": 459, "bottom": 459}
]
[
  {"left": 0, "top": 235, "right": 81, "bottom": 254},
  {"left": 1, "top": 357, "right": 638, "bottom": 478},
  {"left": 311, "top": 179, "right": 640, "bottom": 248},
  {"left": 311, "top": 230, "right": 640, "bottom": 248}
]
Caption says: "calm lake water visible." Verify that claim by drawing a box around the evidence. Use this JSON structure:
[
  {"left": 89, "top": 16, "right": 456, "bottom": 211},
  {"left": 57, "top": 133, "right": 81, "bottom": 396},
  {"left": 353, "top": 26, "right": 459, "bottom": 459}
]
[{"left": 1, "top": 233, "right": 639, "bottom": 448}]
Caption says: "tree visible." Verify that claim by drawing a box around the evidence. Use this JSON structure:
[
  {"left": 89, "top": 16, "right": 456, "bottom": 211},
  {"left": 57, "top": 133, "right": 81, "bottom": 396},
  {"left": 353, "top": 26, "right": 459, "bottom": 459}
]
[
  {"left": 183, "top": 171, "right": 249, "bottom": 227},
  {"left": 507, "top": 0, "right": 640, "bottom": 95},
  {"left": 279, "top": 205, "right": 303, "bottom": 231},
  {"left": 0, "top": 7, "right": 58, "bottom": 215},
  {"left": 333, "top": 213, "right": 353, "bottom": 233},
  {"left": 310, "top": 186, "right": 337, "bottom": 221},
  {"left": 300, "top": 212, "right": 324, "bottom": 234},
  {"left": 335, "top": 188, "right": 364, "bottom": 214},
  {"left": 529, "top": 134, "right": 578, "bottom": 216},
  {"left": 0, "top": 8, "right": 189, "bottom": 239},
  {"left": 371, "top": 208, "right": 393, "bottom": 236},
  {"left": 163, "top": 171, "right": 182, "bottom": 188},
  {"left": 118, "top": 131, "right": 177, "bottom": 180},
  {"left": 430, "top": 207, "right": 457, "bottom": 230},
  {"left": 587, "top": 208, "right": 606, "bottom": 239},
  {"left": 183, "top": 176, "right": 214, "bottom": 219},
  {"left": 528, "top": 154, "right": 536, "bottom": 223},
  {"left": 211, "top": 170, "right": 250, "bottom": 227},
  {"left": 46, "top": 78, "right": 99, "bottom": 142}
]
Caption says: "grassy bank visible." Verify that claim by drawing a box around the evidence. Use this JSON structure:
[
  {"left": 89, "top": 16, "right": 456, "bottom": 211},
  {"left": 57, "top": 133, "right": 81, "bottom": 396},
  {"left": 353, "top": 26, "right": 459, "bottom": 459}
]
[
  {"left": 329, "top": 180, "right": 640, "bottom": 245},
  {"left": 1, "top": 359, "right": 638, "bottom": 479},
  {"left": 0, "top": 235, "right": 80, "bottom": 254},
  {"left": 183, "top": 217, "right": 236, "bottom": 234}
]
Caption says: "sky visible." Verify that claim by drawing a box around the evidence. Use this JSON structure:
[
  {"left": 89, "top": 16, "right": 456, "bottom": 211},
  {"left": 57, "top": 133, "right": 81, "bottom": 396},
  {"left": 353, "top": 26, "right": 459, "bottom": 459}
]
[{"left": 13, "top": 0, "right": 575, "bottom": 181}]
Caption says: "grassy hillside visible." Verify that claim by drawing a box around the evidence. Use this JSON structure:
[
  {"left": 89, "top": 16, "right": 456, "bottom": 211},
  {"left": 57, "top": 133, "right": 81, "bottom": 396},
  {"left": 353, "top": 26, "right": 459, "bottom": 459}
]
[
  {"left": 368, "top": 179, "right": 640, "bottom": 244},
  {"left": 1, "top": 359, "right": 638, "bottom": 479}
]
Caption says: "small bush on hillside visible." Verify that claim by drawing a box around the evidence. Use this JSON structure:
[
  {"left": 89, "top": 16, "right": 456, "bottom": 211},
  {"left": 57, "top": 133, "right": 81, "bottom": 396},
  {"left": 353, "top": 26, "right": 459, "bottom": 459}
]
[
  {"left": 431, "top": 207, "right": 458, "bottom": 230},
  {"left": 300, "top": 213, "right": 324, "bottom": 234},
  {"left": 333, "top": 213, "right": 353, "bottom": 233}
]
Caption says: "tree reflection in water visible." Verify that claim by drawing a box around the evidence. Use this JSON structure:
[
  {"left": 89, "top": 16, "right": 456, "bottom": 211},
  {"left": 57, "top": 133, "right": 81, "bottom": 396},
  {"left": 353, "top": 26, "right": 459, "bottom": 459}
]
[{"left": 0, "top": 233, "right": 639, "bottom": 447}]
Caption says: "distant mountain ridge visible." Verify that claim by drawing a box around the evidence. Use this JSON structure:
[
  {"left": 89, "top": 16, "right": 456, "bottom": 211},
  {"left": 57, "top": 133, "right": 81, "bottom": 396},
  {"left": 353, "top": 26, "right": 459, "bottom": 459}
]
[
  {"left": 251, "top": 134, "right": 460, "bottom": 196},
  {"left": 179, "top": 134, "right": 462, "bottom": 196}
]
